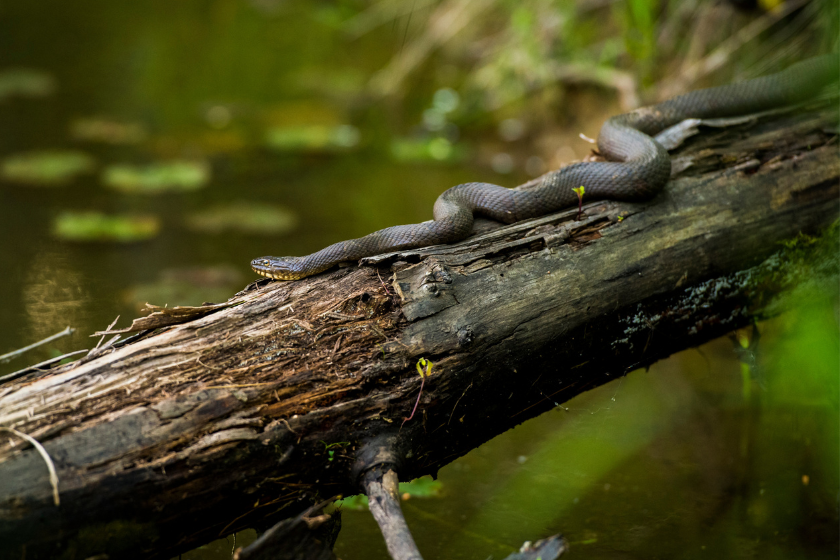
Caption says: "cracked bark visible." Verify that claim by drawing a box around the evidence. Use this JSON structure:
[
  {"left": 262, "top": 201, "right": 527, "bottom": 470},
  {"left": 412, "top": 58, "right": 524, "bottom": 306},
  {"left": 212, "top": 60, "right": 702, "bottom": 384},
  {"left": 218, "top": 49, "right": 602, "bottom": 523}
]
[{"left": 0, "top": 106, "right": 838, "bottom": 560}]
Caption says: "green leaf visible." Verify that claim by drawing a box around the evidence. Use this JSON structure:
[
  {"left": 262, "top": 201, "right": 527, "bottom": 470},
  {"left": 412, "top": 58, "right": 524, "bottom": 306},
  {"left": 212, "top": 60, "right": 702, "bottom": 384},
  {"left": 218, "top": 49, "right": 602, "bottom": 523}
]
[
  {"left": 70, "top": 118, "right": 147, "bottom": 145},
  {"left": 398, "top": 476, "right": 443, "bottom": 498},
  {"left": 334, "top": 494, "right": 369, "bottom": 510},
  {"left": 102, "top": 161, "right": 210, "bottom": 194},
  {"left": 53, "top": 211, "right": 160, "bottom": 242},
  {"left": 0, "top": 69, "right": 55, "bottom": 100},
  {"left": 1, "top": 150, "right": 95, "bottom": 186}
]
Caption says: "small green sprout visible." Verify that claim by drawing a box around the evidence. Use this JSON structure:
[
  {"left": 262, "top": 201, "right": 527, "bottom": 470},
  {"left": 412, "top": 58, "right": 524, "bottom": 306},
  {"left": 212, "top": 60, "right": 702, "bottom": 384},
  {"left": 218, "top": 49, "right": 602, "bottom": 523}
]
[
  {"left": 572, "top": 185, "right": 585, "bottom": 220},
  {"left": 320, "top": 440, "right": 350, "bottom": 462},
  {"left": 402, "top": 358, "right": 433, "bottom": 429}
]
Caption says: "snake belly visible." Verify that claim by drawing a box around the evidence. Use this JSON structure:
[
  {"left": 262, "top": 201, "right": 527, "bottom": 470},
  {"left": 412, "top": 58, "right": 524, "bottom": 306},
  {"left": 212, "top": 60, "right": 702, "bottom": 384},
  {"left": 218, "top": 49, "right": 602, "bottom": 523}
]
[{"left": 252, "top": 54, "right": 839, "bottom": 281}]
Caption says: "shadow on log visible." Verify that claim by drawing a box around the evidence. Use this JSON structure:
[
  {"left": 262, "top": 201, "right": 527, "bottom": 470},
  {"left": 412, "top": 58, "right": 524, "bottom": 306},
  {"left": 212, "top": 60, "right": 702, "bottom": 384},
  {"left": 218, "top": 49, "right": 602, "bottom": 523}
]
[{"left": 0, "top": 104, "right": 838, "bottom": 560}]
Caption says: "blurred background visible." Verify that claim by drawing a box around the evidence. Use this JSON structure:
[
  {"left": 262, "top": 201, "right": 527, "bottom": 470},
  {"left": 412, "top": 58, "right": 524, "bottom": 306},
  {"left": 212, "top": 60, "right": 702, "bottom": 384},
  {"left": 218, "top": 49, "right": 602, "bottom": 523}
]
[{"left": 0, "top": 0, "right": 836, "bottom": 558}]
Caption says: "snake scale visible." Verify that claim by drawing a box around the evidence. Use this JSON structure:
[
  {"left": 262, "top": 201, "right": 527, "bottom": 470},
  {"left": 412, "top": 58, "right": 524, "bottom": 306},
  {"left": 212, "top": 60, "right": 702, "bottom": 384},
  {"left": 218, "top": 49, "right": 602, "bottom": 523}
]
[{"left": 252, "top": 54, "right": 838, "bottom": 280}]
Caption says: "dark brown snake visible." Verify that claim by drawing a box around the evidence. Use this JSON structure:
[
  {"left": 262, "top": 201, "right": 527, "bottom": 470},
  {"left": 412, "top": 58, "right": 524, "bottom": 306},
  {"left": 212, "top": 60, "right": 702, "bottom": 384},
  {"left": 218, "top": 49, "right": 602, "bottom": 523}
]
[{"left": 252, "top": 54, "right": 838, "bottom": 280}]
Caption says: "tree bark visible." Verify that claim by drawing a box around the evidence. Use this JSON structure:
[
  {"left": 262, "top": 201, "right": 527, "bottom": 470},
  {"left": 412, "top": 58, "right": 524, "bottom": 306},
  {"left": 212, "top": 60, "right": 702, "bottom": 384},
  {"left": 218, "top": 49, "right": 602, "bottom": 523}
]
[{"left": 0, "top": 106, "right": 837, "bottom": 560}]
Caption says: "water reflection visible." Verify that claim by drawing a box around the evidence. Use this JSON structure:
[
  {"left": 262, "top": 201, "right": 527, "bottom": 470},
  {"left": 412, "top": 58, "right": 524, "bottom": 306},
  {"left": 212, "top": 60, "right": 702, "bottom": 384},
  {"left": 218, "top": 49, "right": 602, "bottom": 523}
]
[
  {"left": 22, "top": 250, "right": 89, "bottom": 345},
  {"left": 125, "top": 265, "right": 244, "bottom": 311},
  {"left": 332, "top": 303, "right": 839, "bottom": 559}
]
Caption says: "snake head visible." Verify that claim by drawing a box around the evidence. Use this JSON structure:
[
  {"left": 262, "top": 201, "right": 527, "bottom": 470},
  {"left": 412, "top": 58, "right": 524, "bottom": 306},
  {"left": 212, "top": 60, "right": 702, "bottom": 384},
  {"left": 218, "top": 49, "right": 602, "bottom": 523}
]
[{"left": 250, "top": 256, "right": 304, "bottom": 281}]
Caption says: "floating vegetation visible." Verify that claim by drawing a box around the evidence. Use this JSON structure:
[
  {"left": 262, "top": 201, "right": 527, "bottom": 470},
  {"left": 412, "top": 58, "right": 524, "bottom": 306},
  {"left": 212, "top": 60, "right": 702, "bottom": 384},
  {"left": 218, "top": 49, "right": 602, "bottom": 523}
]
[
  {"left": 102, "top": 160, "right": 210, "bottom": 193},
  {"left": 1, "top": 150, "right": 95, "bottom": 186},
  {"left": 265, "top": 124, "right": 360, "bottom": 153},
  {"left": 185, "top": 201, "right": 298, "bottom": 235},
  {"left": 333, "top": 476, "right": 442, "bottom": 511},
  {"left": 52, "top": 211, "right": 160, "bottom": 242},
  {"left": 0, "top": 69, "right": 55, "bottom": 100},
  {"left": 334, "top": 494, "right": 369, "bottom": 510},
  {"left": 398, "top": 475, "right": 442, "bottom": 498},
  {"left": 70, "top": 118, "right": 147, "bottom": 144},
  {"left": 125, "top": 265, "right": 244, "bottom": 310},
  {"left": 390, "top": 137, "right": 467, "bottom": 163}
]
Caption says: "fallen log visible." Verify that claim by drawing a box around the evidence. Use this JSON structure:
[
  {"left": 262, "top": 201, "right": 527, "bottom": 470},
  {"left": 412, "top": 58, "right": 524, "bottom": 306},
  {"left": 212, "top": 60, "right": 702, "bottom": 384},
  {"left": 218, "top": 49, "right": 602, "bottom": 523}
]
[{"left": 0, "top": 104, "right": 837, "bottom": 560}]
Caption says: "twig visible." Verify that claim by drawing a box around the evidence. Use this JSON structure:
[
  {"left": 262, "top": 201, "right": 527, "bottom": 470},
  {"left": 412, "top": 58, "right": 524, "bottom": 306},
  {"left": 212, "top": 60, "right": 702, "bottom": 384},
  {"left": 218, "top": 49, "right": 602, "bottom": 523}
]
[
  {"left": 331, "top": 335, "right": 343, "bottom": 361},
  {"left": 0, "top": 349, "right": 89, "bottom": 385},
  {"left": 233, "top": 495, "right": 341, "bottom": 560},
  {"left": 401, "top": 376, "right": 425, "bottom": 430},
  {"left": 196, "top": 357, "right": 223, "bottom": 371},
  {"left": 0, "top": 327, "right": 75, "bottom": 364},
  {"left": 447, "top": 382, "right": 473, "bottom": 425},
  {"left": 363, "top": 468, "right": 423, "bottom": 560},
  {"left": 0, "top": 427, "right": 60, "bottom": 506},
  {"left": 279, "top": 418, "right": 298, "bottom": 435},
  {"left": 91, "top": 316, "right": 120, "bottom": 353},
  {"left": 377, "top": 269, "right": 392, "bottom": 295},
  {"left": 87, "top": 334, "right": 122, "bottom": 360},
  {"left": 203, "top": 383, "right": 274, "bottom": 389}
]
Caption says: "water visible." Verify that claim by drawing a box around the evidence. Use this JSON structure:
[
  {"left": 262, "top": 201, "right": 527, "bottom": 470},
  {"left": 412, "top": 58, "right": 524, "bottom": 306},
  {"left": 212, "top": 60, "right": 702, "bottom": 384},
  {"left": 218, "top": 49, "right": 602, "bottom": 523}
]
[
  {"left": 0, "top": 2, "right": 837, "bottom": 559},
  {"left": 331, "top": 308, "right": 839, "bottom": 560},
  {"left": 0, "top": 0, "right": 509, "bottom": 371}
]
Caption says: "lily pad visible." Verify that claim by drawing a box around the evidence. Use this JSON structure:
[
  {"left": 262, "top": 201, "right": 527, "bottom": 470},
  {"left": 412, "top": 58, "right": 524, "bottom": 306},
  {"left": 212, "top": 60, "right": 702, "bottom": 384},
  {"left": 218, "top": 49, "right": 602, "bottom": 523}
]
[
  {"left": 70, "top": 118, "right": 147, "bottom": 144},
  {"left": 102, "top": 160, "right": 210, "bottom": 193},
  {"left": 53, "top": 211, "right": 160, "bottom": 242},
  {"left": 185, "top": 201, "right": 298, "bottom": 235},
  {"left": 1, "top": 150, "right": 95, "bottom": 186},
  {"left": 0, "top": 69, "right": 55, "bottom": 100},
  {"left": 399, "top": 476, "right": 442, "bottom": 498},
  {"left": 265, "top": 124, "right": 360, "bottom": 153},
  {"left": 334, "top": 494, "right": 369, "bottom": 510},
  {"left": 333, "top": 476, "right": 442, "bottom": 511}
]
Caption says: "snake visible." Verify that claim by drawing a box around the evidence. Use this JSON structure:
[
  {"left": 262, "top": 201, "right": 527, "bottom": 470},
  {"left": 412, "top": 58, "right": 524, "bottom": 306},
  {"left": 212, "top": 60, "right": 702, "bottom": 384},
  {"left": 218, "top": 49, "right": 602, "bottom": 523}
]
[{"left": 252, "top": 54, "right": 838, "bottom": 280}]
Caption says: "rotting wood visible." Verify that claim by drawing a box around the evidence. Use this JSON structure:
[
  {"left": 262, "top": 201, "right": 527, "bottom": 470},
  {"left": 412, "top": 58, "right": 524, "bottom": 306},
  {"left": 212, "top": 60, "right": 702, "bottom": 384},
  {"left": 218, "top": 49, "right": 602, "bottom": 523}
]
[{"left": 0, "top": 106, "right": 838, "bottom": 560}]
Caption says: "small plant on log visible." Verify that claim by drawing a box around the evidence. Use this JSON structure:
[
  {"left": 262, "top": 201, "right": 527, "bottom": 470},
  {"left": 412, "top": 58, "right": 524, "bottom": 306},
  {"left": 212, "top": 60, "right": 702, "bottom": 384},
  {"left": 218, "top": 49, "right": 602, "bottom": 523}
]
[
  {"left": 321, "top": 441, "right": 350, "bottom": 462},
  {"left": 573, "top": 185, "right": 585, "bottom": 220},
  {"left": 401, "top": 358, "right": 433, "bottom": 429}
]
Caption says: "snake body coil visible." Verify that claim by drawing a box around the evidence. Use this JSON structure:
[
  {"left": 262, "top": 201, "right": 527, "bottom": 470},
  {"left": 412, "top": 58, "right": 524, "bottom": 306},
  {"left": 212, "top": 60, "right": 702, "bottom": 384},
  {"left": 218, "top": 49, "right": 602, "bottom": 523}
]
[{"left": 252, "top": 55, "right": 838, "bottom": 280}]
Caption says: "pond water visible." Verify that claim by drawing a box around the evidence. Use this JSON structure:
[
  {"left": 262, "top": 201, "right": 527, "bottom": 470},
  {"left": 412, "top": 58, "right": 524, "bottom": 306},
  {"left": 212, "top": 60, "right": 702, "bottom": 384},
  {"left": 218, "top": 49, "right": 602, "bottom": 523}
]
[{"left": 0, "top": 1, "right": 837, "bottom": 559}]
